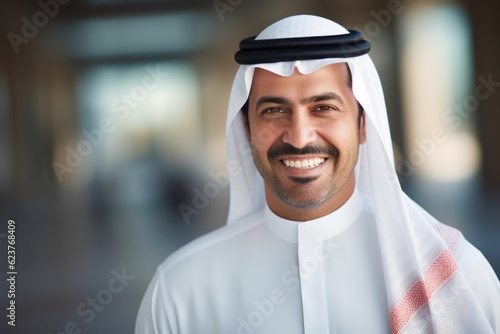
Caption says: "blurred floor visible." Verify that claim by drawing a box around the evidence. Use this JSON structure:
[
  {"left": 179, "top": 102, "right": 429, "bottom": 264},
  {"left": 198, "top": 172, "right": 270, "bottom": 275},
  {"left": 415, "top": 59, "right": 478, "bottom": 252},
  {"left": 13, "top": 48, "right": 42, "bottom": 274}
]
[{"left": 0, "top": 178, "right": 228, "bottom": 333}]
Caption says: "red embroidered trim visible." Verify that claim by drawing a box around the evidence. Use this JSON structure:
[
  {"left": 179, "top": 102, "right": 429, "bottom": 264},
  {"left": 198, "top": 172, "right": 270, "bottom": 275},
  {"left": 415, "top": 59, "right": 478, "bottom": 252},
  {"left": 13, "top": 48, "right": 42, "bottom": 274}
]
[{"left": 389, "top": 249, "right": 459, "bottom": 334}]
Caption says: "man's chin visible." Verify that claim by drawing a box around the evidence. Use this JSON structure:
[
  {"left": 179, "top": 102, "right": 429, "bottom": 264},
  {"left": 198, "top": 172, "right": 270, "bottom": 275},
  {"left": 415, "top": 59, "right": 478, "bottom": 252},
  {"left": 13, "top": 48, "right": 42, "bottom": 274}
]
[{"left": 277, "top": 184, "right": 329, "bottom": 209}]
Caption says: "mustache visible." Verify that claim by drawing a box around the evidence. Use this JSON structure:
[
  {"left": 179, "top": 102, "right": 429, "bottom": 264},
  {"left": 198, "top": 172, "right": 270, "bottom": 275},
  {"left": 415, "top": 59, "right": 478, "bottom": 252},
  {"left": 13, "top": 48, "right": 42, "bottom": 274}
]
[{"left": 267, "top": 143, "right": 338, "bottom": 160}]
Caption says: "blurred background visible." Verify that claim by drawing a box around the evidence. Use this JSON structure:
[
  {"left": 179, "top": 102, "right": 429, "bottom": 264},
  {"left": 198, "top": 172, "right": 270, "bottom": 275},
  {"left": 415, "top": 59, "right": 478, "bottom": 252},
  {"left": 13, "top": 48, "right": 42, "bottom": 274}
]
[{"left": 0, "top": 0, "right": 499, "bottom": 332}]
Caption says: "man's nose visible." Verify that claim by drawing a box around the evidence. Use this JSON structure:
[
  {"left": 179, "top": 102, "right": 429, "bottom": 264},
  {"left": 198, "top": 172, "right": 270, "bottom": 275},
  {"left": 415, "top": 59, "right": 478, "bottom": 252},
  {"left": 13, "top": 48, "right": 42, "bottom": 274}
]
[{"left": 282, "top": 112, "right": 317, "bottom": 149}]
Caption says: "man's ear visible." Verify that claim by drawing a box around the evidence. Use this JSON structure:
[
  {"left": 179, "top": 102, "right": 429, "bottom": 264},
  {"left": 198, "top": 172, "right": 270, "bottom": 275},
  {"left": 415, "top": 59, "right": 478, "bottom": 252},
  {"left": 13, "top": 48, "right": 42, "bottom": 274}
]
[{"left": 359, "top": 111, "right": 366, "bottom": 144}]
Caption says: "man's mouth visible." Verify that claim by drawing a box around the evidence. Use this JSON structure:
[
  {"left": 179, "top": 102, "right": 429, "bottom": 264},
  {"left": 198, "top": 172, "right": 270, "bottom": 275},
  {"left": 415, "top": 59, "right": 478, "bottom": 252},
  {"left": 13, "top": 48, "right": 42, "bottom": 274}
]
[{"left": 281, "top": 157, "right": 326, "bottom": 169}]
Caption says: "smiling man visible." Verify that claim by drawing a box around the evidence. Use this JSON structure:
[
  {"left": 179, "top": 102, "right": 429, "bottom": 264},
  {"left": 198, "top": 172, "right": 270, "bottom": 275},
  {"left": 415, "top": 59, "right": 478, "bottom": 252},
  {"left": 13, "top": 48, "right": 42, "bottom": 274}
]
[
  {"left": 136, "top": 15, "right": 500, "bottom": 334},
  {"left": 246, "top": 64, "right": 365, "bottom": 221}
]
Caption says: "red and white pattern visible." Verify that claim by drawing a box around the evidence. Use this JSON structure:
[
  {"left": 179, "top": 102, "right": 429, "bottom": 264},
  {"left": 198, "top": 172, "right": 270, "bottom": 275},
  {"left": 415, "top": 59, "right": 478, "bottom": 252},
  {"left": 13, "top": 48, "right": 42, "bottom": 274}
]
[{"left": 390, "top": 224, "right": 463, "bottom": 334}]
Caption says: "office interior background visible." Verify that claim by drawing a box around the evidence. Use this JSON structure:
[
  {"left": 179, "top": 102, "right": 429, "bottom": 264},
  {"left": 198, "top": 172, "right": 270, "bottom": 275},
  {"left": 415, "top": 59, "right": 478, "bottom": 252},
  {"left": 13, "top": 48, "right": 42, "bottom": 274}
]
[{"left": 0, "top": 0, "right": 499, "bottom": 332}]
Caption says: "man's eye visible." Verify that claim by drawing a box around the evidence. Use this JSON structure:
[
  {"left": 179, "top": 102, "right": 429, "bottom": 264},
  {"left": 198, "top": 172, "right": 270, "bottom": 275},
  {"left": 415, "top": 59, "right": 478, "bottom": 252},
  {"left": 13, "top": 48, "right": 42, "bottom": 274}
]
[
  {"left": 263, "top": 107, "right": 285, "bottom": 114},
  {"left": 314, "top": 105, "right": 335, "bottom": 112}
]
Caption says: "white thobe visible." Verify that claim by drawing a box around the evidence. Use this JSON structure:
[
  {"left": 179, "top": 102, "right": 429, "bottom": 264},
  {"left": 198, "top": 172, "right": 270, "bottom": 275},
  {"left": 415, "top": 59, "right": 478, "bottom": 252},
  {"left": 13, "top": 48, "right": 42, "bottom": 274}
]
[{"left": 135, "top": 191, "right": 500, "bottom": 334}]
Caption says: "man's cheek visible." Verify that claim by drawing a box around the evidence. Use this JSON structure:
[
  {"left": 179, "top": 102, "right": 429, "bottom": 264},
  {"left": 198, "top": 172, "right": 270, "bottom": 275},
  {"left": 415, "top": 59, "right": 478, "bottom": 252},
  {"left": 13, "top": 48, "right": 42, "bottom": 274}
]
[{"left": 253, "top": 126, "right": 276, "bottom": 148}]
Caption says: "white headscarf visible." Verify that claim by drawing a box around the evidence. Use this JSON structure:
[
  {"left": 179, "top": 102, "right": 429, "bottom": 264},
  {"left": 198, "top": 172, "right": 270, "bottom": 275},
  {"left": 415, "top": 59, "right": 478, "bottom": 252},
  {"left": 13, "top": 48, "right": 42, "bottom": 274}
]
[{"left": 224, "top": 15, "right": 494, "bottom": 334}]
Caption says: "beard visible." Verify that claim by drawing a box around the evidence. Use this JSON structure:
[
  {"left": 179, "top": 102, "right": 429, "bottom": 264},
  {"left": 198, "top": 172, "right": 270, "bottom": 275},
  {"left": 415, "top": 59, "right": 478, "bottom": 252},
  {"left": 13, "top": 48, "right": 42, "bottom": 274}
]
[{"left": 252, "top": 141, "right": 339, "bottom": 209}]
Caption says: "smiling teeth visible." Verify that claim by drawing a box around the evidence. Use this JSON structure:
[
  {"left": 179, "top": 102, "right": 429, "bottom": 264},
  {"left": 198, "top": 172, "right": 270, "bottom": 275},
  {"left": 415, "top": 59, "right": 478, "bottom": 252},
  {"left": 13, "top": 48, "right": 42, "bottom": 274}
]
[{"left": 283, "top": 158, "right": 325, "bottom": 169}]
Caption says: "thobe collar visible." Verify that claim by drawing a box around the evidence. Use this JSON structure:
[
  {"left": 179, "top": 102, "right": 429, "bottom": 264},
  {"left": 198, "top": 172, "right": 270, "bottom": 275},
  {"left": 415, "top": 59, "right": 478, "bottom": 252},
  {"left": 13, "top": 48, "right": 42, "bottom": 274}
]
[{"left": 264, "top": 189, "right": 363, "bottom": 244}]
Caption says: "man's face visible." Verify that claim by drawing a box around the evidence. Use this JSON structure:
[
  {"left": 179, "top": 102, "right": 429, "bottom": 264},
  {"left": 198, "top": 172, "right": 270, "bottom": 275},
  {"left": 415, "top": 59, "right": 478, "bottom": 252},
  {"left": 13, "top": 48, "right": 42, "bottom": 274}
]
[{"left": 246, "top": 63, "right": 366, "bottom": 221}]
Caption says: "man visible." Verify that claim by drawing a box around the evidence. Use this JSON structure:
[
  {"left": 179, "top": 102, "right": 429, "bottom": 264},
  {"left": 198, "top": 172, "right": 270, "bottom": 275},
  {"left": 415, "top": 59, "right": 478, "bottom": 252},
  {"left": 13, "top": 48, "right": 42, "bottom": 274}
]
[{"left": 136, "top": 15, "right": 500, "bottom": 333}]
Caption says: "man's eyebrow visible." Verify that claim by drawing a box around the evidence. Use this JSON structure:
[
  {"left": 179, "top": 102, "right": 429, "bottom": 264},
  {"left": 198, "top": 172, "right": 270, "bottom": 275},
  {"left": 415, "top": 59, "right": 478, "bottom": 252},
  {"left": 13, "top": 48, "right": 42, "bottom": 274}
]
[
  {"left": 300, "top": 92, "right": 346, "bottom": 107},
  {"left": 255, "top": 96, "right": 292, "bottom": 109}
]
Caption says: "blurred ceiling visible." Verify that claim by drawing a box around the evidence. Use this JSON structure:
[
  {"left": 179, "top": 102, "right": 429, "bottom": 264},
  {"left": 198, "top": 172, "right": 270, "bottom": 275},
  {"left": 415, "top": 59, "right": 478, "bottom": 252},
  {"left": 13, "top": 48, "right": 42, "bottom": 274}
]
[{"left": 0, "top": 0, "right": 215, "bottom": 60}]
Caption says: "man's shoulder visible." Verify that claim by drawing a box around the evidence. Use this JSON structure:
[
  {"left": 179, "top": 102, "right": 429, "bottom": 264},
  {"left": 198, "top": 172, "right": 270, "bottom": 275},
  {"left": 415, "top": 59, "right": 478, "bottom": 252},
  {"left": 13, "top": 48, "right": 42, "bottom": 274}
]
[{"left": 158, "top": 209, "right": 265, "bottom": 276}]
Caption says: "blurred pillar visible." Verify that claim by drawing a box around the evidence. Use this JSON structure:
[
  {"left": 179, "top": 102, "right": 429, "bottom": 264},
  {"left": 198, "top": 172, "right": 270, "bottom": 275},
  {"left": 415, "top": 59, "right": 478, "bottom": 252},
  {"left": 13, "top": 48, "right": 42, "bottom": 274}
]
[{"left": 465, "top": 0, "right": 500, "bottom": 191}]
